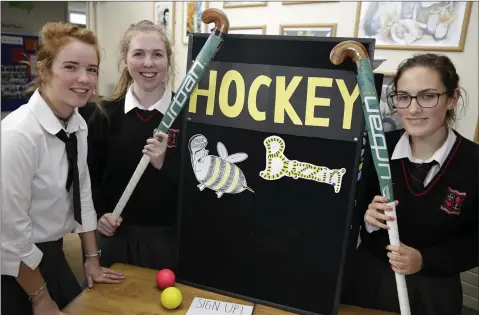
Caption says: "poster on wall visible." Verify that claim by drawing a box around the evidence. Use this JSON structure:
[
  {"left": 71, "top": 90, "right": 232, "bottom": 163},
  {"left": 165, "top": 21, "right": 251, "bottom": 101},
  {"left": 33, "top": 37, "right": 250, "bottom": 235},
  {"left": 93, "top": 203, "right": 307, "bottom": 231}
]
[
  {"left": 182, "top": 1, "right": 208, "bottom": 44},
  {"left": 378, "top": 74, "right": 403, "bottom": 132},
  {"left": 177, "top": 34, "right": 381, "bottom": 315},
  {"left": 355, "top": 1, "right": 472, "bottom": 51},
  {"left": 280, "top": 23, "right": 337, "bottom": 37},
  {"left": 154, "top": 1, "right": 175, "bottom": 44},
  {"left": 229, "top": 26, "right": 266, "bottom": 35},
  {"left": 1, "top": 33, "right": 38, "bottom": 112}
]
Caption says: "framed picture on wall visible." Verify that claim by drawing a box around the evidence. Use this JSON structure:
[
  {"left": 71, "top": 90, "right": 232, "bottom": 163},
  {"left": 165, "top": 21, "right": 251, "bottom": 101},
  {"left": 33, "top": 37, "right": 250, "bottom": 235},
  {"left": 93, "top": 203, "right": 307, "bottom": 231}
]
[
  {"left": 282, "top": 1, "right": 337, "bottom": 5},
  {"left": 474, "top": 120, "right": 478, "bottom": 144},
  {"left": 354, "top": 1, "right": 472, "bottom": 51},
  {"left": 223, "top": 1, "right": 267, "bottom": 8},
  {"left": 154, "top": 2, "right": 175, "bottom": 45},
  {"left": 474, "top": 121, "right": 478, "bottom": 144},
  {"left": 280, "top": 23, "right": 337, "bottom": 37},
  {"left": 373, "top": 58, "right": 386, "bottom": 70},
  {"left": 182, "top": 1, "right": 209, "bottom": 45},
  {"left": 229, "top": 25, "right": 266, "bottom": 35},
  {"left": 377, "top": 72, "right": 403, "bottom": 132}
]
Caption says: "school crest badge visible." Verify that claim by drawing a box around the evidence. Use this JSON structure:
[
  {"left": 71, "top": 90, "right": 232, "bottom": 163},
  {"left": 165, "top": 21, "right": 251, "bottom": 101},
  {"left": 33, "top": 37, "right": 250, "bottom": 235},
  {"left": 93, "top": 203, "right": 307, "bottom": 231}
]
[
  {"left": 167, "top": 129, "right": 180, "bottom": 148},
  {"left": 440, "top": 187, "right": 466, "bottom": 215}
]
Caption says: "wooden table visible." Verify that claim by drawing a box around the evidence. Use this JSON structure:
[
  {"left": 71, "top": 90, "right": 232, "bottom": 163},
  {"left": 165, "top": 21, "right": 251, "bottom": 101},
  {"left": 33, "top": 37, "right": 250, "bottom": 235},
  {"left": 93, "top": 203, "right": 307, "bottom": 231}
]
[{"left": 64, "top": 263, "right": 395, "bottom": 315}]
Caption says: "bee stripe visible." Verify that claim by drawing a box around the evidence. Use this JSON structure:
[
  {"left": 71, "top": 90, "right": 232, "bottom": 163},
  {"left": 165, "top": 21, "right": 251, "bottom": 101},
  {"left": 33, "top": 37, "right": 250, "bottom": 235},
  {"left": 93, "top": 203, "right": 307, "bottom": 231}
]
[
  {"left": 226, "top": 167, "right": 241, "bottom": 193},
  {"left": 205, "top": 158, "right": 221, "bottom": 186},
  {"left": 209, "top": 158, "right": 226, "bottom": 188},
  {"left": 222, "top": 164, "right": 237, "bottom": 192},
  {"left": 213, "top": 162, "right": 231, "bottom": 191},
  {"left": 232, "top": 172, "right": 246, "bottom": 193}
]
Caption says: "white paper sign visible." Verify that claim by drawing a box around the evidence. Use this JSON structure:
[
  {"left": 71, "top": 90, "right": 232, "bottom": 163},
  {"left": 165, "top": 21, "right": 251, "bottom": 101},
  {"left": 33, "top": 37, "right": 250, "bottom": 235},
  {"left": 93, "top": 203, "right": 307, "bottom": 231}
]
[{"left": 186, "top": 297, "right": 254, "bottom": 315}]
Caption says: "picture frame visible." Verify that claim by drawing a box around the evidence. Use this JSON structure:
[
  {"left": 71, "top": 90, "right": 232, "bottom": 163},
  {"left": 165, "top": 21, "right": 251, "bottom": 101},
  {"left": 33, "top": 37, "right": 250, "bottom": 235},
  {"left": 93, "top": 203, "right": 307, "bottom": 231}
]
[
  {"left": 182, "top": 1, "right": 209, "bottom": 45},
  {"left": 282, "top": 1, "right": 337, "bottom": 5},
  {"left": 280, "top": 23, "right": 337, "bottom": 37},
  {"left": 474, "top": 121, "right": 478, "bottom": 144},
  {"left": 154, "top": 2, "right": 175, "bottom": 45},
  {"left": 153, "top": 2, "right": 176, "bottom": 90},
  {"left": 354, "top": 1, "right": 472, "bottom": 51},
  {"left": 229, "top": 25, "right": 266, "bottom": 35},
  {"left": 377, "top": 72, "right": 402, "bottom": 132},
  {"left": 223, "top": 1, "right": 267, "bottom": 8},
  {"left": 373, "top": 58, "right": 386, "bottom": 70}
]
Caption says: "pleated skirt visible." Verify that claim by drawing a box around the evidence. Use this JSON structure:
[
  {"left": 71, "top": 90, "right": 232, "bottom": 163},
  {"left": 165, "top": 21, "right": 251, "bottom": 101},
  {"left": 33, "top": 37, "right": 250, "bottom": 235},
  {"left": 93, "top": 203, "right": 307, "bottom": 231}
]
[
  {"left": 1, "top": 238, "right": 82, "bottom": 315},
  {"left": 348, "top": 245, "right": 463, "bottom": 315},
  {"left": 97, "top": 225, "right": 178, "bottom": 271}
]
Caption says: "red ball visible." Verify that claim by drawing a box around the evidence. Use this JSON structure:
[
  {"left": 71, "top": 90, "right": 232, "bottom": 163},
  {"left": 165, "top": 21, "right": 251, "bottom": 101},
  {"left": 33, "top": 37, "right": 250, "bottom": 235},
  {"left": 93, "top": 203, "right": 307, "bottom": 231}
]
[{"left": 156, "top": 269, "right": 176, "bottom": 289}]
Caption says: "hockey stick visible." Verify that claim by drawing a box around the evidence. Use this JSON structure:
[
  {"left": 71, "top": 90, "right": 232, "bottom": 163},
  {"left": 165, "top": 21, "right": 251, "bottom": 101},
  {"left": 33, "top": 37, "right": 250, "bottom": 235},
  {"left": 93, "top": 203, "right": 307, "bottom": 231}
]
[
  {"left": 112, "top": 8, "right": 230, "bottom": 219},
  {"left": 330, "top": 40, "right": 411, "bottom": 315}
]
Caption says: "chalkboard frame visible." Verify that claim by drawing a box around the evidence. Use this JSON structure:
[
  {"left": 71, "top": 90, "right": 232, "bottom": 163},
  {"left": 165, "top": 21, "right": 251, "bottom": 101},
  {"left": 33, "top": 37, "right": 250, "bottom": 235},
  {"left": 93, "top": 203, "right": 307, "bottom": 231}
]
[{"left": 176, "top": 33, "right": 379, "bottom": 315}]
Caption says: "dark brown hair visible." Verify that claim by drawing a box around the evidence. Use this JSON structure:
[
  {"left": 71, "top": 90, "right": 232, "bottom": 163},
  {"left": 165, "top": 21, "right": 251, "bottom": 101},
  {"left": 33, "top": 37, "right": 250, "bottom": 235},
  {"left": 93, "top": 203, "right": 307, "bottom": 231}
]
[
  {"left": 390, "top": 53, "right": 467, "bottom": 127},
  {"left": 28, "top": 22, "right": 102, "bottom": 106},
  {"left": 106, "top": 20, "right": 174, "bottom": 102}
]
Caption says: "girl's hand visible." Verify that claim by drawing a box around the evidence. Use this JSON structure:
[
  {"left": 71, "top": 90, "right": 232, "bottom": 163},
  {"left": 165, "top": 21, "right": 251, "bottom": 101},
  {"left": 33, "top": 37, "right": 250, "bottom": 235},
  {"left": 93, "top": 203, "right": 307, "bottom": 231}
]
[
  {"left": 387, "top": 243, "right": 423, "bottom": 275},
  {"left": 83, "top": 258, "right": 125, "bottom": 288},
  {"left": 143, "top": 130, "right": 169, "bottom": 170},
  {"left": 97, "top": 213, "right": 122, "bottom": 237},
  {"left": 365, "top": 195, "right": 398, "bottom": 230}
]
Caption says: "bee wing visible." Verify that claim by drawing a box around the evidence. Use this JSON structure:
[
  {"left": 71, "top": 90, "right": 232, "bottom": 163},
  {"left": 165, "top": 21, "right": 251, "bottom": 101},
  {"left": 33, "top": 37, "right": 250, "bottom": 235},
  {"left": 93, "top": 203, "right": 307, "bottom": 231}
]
[
  {"left": 224, "top": 153, "right": 248, "bottom": 164},
  {"left": 217, "top": 142, "right": 228, "bottom": 159}
]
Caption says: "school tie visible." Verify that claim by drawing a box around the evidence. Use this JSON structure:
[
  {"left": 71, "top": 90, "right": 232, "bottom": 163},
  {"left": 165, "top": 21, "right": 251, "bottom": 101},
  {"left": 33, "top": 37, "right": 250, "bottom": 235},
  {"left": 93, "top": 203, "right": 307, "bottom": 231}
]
[
  {"left": 56, "top": 130, "right": 82, "bottom": 225},
  {"left": 406, "top": 160, "right": 438, "bottom": 192}
]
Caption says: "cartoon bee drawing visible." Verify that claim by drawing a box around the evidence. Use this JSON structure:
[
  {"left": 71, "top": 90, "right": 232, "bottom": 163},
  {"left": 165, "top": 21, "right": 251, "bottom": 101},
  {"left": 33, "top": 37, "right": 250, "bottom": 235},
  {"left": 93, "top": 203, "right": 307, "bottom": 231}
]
[{"left": 188, "top": 134, "right": 254, "bottom": 198}]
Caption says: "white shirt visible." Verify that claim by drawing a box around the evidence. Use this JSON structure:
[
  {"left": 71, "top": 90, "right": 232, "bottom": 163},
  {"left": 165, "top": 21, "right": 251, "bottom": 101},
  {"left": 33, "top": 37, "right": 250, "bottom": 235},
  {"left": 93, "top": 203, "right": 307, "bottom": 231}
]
[
  {"left": 124, "top": 84, "right": 172, "bottom": 114},
  {"left": 365, "top": 128, "right": 457, "bottom": 233},
  {"left": 1, "top": 90, "right": 97, "bottom": 277}
]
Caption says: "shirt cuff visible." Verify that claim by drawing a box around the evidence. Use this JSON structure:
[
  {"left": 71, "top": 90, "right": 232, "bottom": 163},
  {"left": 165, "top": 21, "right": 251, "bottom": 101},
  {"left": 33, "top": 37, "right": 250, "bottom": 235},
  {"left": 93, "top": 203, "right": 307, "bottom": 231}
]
[
  {"left": 1, "top": 244, "right": 43, "bottom": 277},
  {"left": 73, "top": 211, "right": 98, "bottom": 233},
  {"left": 364, "top": 217, "right": 380, "bottom": 233}
]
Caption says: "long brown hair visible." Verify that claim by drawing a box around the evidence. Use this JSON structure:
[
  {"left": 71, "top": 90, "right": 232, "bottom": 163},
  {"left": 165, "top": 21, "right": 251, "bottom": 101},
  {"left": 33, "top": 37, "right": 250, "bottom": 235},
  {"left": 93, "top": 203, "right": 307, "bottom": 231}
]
[{"left": 106, "top": 20, "right": 174, "bottom": 102}]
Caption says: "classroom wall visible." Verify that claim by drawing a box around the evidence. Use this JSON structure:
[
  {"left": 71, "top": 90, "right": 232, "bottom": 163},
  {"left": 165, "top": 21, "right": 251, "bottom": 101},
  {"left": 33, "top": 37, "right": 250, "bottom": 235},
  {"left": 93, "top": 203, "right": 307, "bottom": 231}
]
[{"left": 1, "top": 1, "right": 68, "bottom": 36}]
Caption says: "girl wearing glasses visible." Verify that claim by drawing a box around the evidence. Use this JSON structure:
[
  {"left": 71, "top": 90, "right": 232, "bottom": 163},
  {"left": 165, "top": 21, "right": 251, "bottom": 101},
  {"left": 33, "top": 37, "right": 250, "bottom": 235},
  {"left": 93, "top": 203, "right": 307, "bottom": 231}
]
[{"left": 349, "top": 54, "right": 478, "bottom": 315}]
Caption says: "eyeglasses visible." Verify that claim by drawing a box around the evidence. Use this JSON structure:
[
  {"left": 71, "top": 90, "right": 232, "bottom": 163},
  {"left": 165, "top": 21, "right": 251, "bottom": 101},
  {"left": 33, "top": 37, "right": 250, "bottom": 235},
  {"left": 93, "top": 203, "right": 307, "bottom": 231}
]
[{"left": 387, "top": 91, "right": 448, "bottom": 109}]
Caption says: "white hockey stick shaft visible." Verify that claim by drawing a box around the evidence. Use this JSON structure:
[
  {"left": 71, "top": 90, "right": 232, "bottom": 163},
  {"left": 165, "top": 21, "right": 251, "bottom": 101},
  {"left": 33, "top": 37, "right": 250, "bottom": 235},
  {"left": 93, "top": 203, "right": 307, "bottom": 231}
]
[{"left": 111, "top": 154, "right": 150, "bottom": 219}]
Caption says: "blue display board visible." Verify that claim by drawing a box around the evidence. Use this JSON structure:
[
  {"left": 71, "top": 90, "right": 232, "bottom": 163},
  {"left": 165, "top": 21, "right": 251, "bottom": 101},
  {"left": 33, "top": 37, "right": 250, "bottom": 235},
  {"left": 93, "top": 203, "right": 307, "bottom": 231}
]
[{"left": 1, "top": 33, "right": 38, "bottom": 112}]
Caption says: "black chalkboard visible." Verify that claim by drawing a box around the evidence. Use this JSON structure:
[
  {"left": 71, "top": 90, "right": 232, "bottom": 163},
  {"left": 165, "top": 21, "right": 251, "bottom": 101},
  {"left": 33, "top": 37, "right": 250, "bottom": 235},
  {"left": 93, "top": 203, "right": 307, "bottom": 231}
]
[{"left": 177, "top": 33, "right": 382, "bottom": 315}]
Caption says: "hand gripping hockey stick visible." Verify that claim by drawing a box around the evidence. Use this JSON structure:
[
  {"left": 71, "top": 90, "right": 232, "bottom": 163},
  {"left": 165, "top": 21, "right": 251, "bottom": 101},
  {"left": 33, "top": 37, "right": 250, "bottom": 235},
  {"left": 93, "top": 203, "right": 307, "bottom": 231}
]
[
  {"left": 111, "top": 8, "right": 230, "bottom": 219},
  {"left": 330, "top": 40, "right": 411, "bottom": 315}
]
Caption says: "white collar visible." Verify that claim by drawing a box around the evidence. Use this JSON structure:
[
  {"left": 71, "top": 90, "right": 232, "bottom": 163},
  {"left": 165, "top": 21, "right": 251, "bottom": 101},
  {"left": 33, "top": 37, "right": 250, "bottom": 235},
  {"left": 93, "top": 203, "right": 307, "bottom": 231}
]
[
  {"left": 29, "top": 89, "right": 86, "bottom": 135},
  {"left": 124, "top": 84, "right": 171, "bottom": 115},
  {"left": 391, "top": 128, "right": 457, "bottom": 167}
]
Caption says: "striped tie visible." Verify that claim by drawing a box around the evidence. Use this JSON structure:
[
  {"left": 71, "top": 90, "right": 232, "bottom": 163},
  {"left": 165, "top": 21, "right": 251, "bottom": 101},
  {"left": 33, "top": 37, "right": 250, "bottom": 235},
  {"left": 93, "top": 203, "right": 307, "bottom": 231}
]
[{"left": 407, "top": 160, "right": 438, "bottom": 193}]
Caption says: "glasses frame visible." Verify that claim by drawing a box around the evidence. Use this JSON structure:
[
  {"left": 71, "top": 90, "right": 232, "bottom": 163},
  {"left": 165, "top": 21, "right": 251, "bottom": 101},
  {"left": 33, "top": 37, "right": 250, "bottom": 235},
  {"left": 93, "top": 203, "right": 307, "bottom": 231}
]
[{"left": 387, "top": 91, "right": 449, "bottom": 110}]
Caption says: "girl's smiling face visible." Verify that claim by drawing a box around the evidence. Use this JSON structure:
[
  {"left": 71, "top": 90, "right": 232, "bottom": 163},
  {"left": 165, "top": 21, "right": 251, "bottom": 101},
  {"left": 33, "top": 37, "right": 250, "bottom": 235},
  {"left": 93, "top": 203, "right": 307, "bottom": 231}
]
[
  {"left": 124, "top": 31, "right": 169, "bottom": 93},
  {"left": 44, "top": 39, "right": 99, "bottom": 110},
  {"left": 394, "top": 66, "right": 459, "bottom": 138}
]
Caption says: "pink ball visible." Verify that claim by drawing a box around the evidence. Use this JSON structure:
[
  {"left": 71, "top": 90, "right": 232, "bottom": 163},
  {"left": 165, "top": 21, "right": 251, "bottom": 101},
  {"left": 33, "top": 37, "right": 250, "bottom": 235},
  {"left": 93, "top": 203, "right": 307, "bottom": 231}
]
[{"left": 156, "top": 269, "right": 176, "bottom": 289}]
